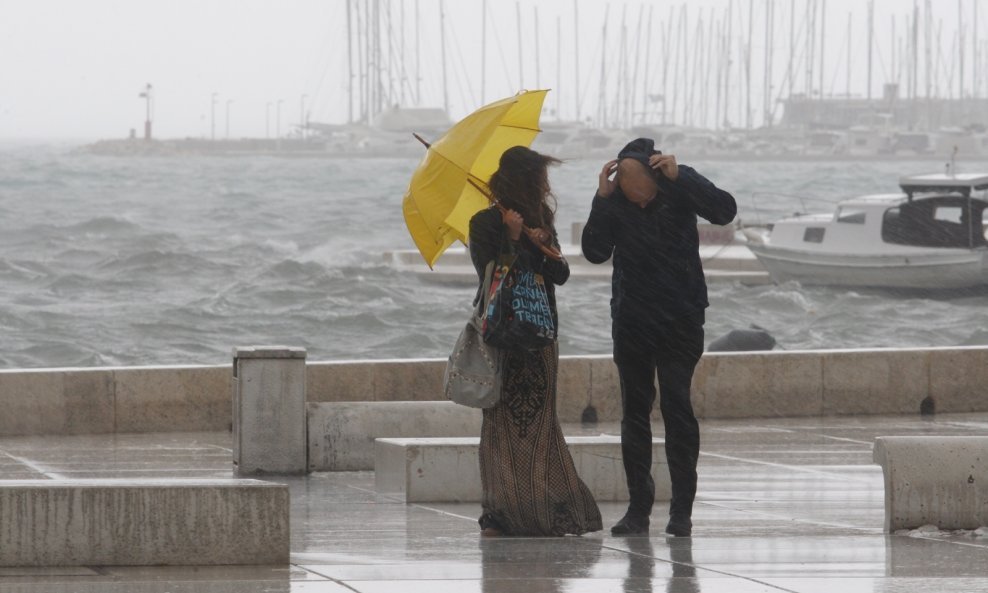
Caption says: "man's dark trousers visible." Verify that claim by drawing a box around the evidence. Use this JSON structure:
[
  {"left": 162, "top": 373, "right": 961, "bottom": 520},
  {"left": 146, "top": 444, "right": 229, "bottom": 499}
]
[{"left": 613, "top": 311, "right": 704, "bottom": 519}]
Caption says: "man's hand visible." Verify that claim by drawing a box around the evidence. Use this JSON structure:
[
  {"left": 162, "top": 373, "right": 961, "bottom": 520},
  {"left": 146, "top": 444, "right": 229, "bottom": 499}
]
[
  {"left": 502, "top": 209, "right": 523, "bottom": 241},
  {"left": 597, "top": 159, "right": 619, "bottom": 197},
  {"left": 649, "top": 153, "right": 679, "bottom": 181}
]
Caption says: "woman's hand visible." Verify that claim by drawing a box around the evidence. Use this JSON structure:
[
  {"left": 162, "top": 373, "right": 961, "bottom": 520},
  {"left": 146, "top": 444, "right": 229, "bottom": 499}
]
[
  {"left": 525, "top": 226, "right": 550, "bottom": 245},
  {"left": 503, "top": 209, "right": 524, "bottom": 241},
  {"left": 597, "top": 159, "right": 619, "bottom": 198},
  {"left": 648, "top": 153, "right": 679, "bottom": 181}
]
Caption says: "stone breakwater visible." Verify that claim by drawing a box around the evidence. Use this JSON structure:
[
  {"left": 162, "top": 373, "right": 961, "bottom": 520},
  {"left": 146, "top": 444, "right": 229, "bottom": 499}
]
[{"left": 1, "top": 346, "right": 986, "bottom": 437}]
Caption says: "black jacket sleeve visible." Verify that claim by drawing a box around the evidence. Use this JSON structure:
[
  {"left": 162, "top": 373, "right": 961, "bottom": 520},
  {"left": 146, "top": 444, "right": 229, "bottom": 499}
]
[
  {"left": 660, "top": 165, "right": 737, "bottom": 225},
  {"left": 532, "top": 230, "right": 569, "bottom": 286},
  {"left": 581, "top": 194, "right": 619, "bottom": 264}
]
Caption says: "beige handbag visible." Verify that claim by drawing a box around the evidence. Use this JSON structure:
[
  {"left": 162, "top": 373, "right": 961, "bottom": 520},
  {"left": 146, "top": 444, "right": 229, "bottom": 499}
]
[{"left": 443, "top": 262, "right": 503, "bottom": 408}]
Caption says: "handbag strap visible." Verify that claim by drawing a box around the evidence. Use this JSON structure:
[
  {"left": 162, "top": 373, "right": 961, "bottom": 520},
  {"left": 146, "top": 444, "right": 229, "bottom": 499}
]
[{"left": 475, "top": 260, "right": 496, "bottom": 318}]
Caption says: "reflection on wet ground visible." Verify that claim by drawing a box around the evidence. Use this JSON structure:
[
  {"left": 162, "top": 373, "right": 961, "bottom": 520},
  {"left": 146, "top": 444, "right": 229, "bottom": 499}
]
[{"left": 2, "top": 413, "right": 988, "bottom": 592}]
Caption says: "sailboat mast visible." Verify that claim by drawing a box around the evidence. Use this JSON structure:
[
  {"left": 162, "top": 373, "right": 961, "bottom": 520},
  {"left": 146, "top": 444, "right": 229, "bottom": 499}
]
[
  {"left": 867, "top": 0, "right": 874, "bottom": 101},
  {"left": 806, "top": 0, "right": 814, "bottom": 96},
  {"left": 386, "top": 1, "right": 393, "bottom": 107},
  {"left": 724, "top": 0, "right": 732, "bottom": 127},
  {"left": 481, "top": 0, "right": 486, "bottom": 103},
  {"left": 710, "top": 10, "right": 724, "bottom": 130},
  {"left": 630, "top": 5, "right": 644, "bottom": 127},
  {"left": 707, "top": 10, "right": 718, "bottom": 129},
  {"left": 347, "top": 0, "right": 354, "bottom": 123},
  {"left": 415, "top": 0, "right": 420, "bottom": 105},
  {"left": 556, "top": 16, "right": 562, "bottom": 118},
  {"left": 764, "top": 0, "right": 774, "bottom": 126},
  {"left": 746, "top": 0, "right": 753, "bottom": 128},
  {"left": 846, "top": 12, "right": 852, "bottom": 99},
  {"left": 399, "top": 0, "right": 406, "bottom": 105},
  {"left": 614, "top": 5, "right": 626, "bottom": 127},
  {"left": 517, "top": 2, "right": 524, "bottom": 89},
  {"left": 672, "top": 6, "right": 686, "bottom": 126},
  {"left": 440, "top": 0, "right": 448, "bottom": 114},
  {"left": 663, "top": 7, "right": 676, "bottom": 124},
  {"left": 925, "top": 0, "right": 932, "bottom": 101},
  {"left": 643, "top": 6, "right": 653, "bottom": 124},
  {"left": 362, "top": 0, "right": 370, "bottom": 121},
  {"left": 910, "top": 0, "right": 924, "bottom": 100},
  {"left": 958, "top": 0, "right": 965, "bottom": 99},
  {"left": 788, "top": 0, "right": 794, "bottom": 100},
  {"left": 375, "top": 0, "right": 382, "bottom": 117},
  {"left": 971, "top": 2, "right": 981, "bottom": 99},
  {"left": 697, "top": 10, "right": 706, "bottom": 129},
  {"left": 573, "top": 0, "right": 580, "bottom": 121},
  {"left": 598, "top": 6, "right": 609, "bottom": 127},
  {"left": 819, "top": 0, "right": 826, "bottom": 99},
  {"left": 535, "top": 6, "right": 541, "bottom": 88}
]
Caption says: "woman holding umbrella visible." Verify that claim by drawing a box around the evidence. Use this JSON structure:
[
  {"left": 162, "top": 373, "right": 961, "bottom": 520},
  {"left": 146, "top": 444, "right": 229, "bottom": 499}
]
[{"left": 468, "top": 146, "right": 603, "bottom": 537}]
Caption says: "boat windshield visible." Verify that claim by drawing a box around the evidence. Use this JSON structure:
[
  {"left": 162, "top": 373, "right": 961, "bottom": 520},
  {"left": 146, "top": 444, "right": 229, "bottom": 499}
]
[{"left": 882, "top": 195, "right": 988, "bottom": 248}]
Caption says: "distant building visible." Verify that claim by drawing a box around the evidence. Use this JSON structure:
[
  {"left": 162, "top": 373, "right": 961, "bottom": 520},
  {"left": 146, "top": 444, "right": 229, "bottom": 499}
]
[{"left": 780, "top": 84, "right": 988, "bottom": 131}]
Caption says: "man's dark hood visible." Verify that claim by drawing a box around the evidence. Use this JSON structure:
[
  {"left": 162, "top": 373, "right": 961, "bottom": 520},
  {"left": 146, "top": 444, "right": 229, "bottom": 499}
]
[{"left": 616, "top": 137, "right": 660, "bottom": 172}]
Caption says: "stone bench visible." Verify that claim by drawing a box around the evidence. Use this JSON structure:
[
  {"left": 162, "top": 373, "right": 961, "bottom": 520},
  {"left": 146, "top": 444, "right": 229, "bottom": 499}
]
[
  {"left": 306, "top": 401, "right": 481, "bottom": 471},
  {"left": 374, "top": 436, "right": 670, "bottom": 503},
  {"left": 0, "top": 479, "right": 289, "bottom": 567},
  {"left": 873, "top": 437, "right": 988, "bottom": 532}
]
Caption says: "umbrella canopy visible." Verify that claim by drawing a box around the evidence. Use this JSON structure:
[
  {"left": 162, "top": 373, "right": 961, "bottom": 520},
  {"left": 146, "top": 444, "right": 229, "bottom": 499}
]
[{"left": 402, "top": 89, "right": 549, "bottom": 267}]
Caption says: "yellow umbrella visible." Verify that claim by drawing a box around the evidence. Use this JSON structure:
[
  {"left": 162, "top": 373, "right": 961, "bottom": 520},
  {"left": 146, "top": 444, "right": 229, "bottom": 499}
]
[{"left": 402, "top": 89, "right": 553, "bottom": 268}]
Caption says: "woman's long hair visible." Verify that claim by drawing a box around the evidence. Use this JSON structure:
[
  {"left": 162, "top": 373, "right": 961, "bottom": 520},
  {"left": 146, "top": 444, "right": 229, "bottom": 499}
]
[{"left": 487, "top": 146, "right": 561, "bottom": 231}]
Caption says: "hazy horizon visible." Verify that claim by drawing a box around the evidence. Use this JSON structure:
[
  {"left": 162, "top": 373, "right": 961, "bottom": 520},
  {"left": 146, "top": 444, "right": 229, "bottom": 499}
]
[{"left": 2, "top": 0, "right": 984, "bottom": 141}]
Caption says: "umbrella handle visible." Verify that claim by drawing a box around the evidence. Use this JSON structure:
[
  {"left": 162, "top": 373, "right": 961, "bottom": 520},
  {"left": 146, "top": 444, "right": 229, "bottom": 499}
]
[
  {"left": 503, "top": 206, "right": 562, "bottom": 261},
  {"left": 532, "top": 239, "right": 563, "bottom": 261}
]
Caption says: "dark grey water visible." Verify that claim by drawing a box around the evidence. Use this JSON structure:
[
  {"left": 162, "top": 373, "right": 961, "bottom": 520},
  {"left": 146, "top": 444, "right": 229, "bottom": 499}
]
[{"left": 1, "top": 143, "right": 986, "bottom": 368}]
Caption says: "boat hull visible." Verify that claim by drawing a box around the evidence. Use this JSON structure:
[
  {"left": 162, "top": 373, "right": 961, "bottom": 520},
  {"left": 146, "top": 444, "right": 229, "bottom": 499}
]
[{"left": 748, "top": 245, "right": 988, "bottom": 289}]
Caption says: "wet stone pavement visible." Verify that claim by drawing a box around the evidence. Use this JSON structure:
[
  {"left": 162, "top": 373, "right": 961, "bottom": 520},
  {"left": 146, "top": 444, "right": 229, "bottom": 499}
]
[{"left": 2, "top": 413, "right": 988, "bottom": 592}]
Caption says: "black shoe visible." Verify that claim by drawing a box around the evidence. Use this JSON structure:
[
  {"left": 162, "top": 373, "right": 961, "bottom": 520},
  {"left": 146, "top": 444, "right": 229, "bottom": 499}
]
[
  {"left": 664, "top": 514, "right": 692, "bottom": 537},
  {"left": 611, "top": 514, "right": 650, "bottom": 536}
]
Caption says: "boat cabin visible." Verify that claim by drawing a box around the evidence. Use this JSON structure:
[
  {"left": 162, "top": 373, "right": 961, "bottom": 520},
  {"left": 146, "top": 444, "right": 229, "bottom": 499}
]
[
  {"left": 889, "top": 174, "right": 988, "bottom": 248},
  {"left": 769, "top": 173, "right": 988, "bottom": 252}
]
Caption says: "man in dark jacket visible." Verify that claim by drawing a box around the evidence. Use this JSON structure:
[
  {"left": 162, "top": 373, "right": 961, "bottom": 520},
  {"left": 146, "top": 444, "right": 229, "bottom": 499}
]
[{"left": 582, "top": 138, "right": 737, "bottom": 537}]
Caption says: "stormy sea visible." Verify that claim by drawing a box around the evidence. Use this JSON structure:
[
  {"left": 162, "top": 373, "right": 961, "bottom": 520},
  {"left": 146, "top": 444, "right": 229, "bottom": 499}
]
[{"left": 2, "top": 141, "right": 987, "bottom": 369}]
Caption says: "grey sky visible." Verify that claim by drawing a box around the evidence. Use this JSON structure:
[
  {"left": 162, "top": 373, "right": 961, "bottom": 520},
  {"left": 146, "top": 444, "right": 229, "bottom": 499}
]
[{"left": 0, "top": 0, "right": 981, "bottom": 140}]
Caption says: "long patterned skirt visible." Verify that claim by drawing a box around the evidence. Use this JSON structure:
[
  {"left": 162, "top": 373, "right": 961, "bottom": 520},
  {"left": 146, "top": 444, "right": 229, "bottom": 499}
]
[{"left": 478, "top": 343, "right": 603, "bottom": 536}]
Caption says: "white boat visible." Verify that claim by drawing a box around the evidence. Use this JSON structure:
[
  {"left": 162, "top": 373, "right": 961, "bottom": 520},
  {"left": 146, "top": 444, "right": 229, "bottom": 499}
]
[{"left": 744, "top": 173, "right": 988, "bottom": 289}]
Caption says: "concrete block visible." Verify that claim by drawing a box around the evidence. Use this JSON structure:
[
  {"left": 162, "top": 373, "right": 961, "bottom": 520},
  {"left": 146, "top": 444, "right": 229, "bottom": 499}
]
[
  {"left": 0, "top": 370, "right": 114, "bottom": 437},
  {"left": 556, "top": 357, "right": 592, "bottom": 424},
  {"left": 689, "top": 357, "right": 708, "bottom": 419},
  {"left": 823, "top": 350, "right": 929, "bottom": 416},
  {"left": 306, "top": 401, "right": 481, "bottom": 471},
  {"left": 928, "top": 348, "right": 988, "bottom": 413},
  {"left": 695, "top": 352, "right": 823, "bottom": 418},
  {"left": 233, "top": 347, "right": 307, "bottom": 475},
  {"left": 374, "top": 436, "right": 669, "bottom": 503},
  {"left": 307, "top": 360, "right": 377, "bottom": 402},
  {"left": 306, "top": 359, "right": 446, "bottom": 403},
  {"left": 61, "top": 370, "right": 116, "bottom": 433},
  {"left": 0, "top": 479, "right": 289, "bottom": 566},
  {"left": 589, "top": 356, "right": 623, "bottom": 422},
  {"left": 372, "top": 359, "right": 445, "bottom": 402},
  {"left": 113, "top": 366, "right": 230, "bottom": 433},
  {"left": 873, "top": 436, "right": 988, "bottom": 531}
]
